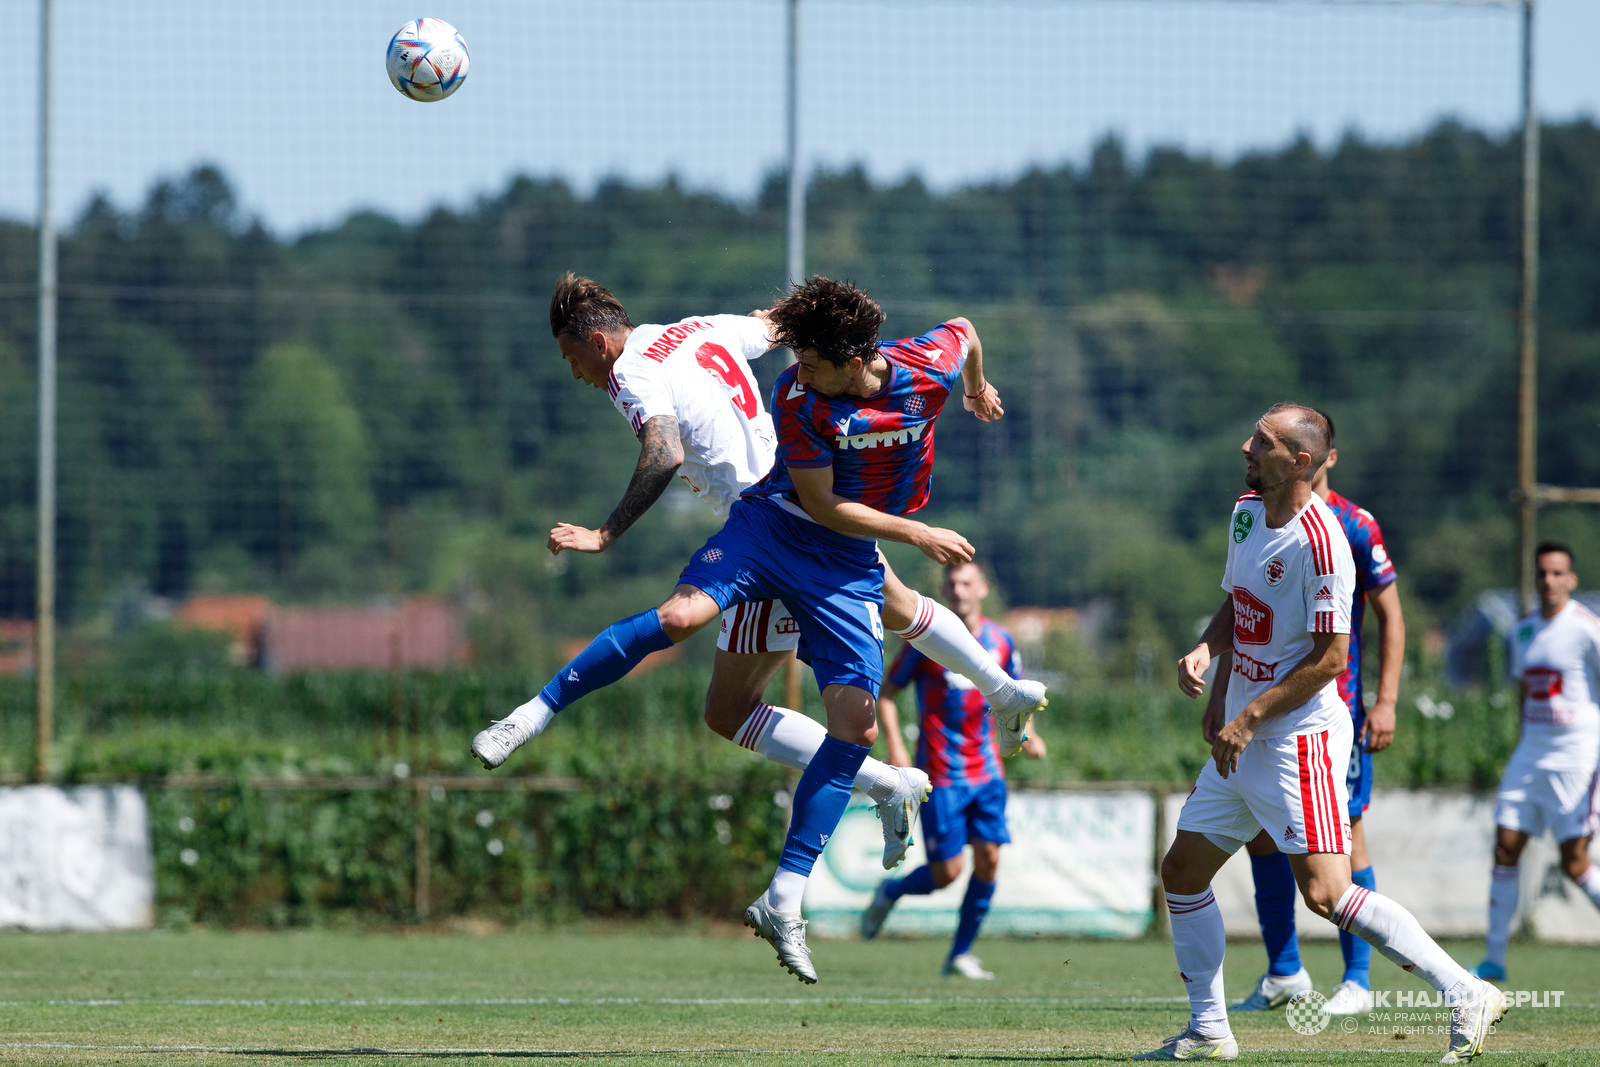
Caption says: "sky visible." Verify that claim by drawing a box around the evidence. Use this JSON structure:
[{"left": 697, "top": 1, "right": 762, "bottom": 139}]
[{"left": 3, "top": 0, "right": 1596, "bottom": 236}]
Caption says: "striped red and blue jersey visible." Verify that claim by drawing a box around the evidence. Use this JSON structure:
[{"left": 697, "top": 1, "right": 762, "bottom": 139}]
[
  {"left": 886, "top": 617, "right": 1022, "bottom": 788},
  {"left": 741, "top": 322, "right": 968, "bottom": 518},
  {"left": 1324, "top": 490, "right": 1397, "bottom": 715}
]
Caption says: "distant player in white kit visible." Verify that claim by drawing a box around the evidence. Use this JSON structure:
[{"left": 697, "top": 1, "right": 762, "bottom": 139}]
[
  {"left": 1141, "top": 403, "right": 1506, "bottom": 1063},
  {"left": 472, "top": 275, "right": 1045, "bottom": 869},
  {"left": 1471, "top": 541, "right": 1600, "bottom": 981}
]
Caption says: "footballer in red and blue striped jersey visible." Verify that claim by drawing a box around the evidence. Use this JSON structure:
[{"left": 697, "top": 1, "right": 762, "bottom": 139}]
[
  {"left": 1323, "top": 489, "right": 1397, "bottom": 818},
  {"left": 1324, "top": 490, "right": 1396, "bottom": 717},
  {"left": 886, "top": 618, "right": 1020, "bottom": 790},
  {"left": 741, "top": 321, "right": 969, "bottom": 519}
]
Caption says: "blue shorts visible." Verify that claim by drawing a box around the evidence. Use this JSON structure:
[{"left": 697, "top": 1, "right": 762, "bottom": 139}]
[
  {"left": 677, "top": 499, "right": 886, "bottom": 695},
  {"left": 919, "top": 777, "right": 1010, "bottom": 863},
  {"left": 1347, "top": 705, "right": 1372, "bottom": 817}
]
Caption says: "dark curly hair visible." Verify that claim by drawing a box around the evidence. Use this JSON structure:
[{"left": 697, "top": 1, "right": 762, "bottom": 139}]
[
  {"left": 768, "top": 277, "right": 884, "bottom": 365},
  {"left": 550, "top": 272, "right": 633, "bottom": 340}
]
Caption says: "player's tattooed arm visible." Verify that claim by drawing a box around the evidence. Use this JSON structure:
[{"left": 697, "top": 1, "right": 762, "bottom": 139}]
[{"left": 547, "top": 416, "right": 683, "bottom": 555}]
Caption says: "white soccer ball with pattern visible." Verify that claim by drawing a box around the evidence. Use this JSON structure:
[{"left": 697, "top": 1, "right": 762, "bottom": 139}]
[{"left": 385, "top": 18, "right": 469, "bottom": 102}]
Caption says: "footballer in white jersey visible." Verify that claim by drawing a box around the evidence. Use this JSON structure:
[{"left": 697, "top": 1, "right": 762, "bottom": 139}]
[
  {"left": 1472, "top": 541, "right": 1600, "bottom": 982},
  {"left": 1180, "top": 489, "right": 1357, "bottom": 853},
  {"left": 602, "top": 314, "right": 801, "bottom": 655},
  {"left": 605, "top": 314, "right": 777, "bottom": 519},
  {"left": 1144, "top": 404, "right": 1499, "bottom": 1063}
]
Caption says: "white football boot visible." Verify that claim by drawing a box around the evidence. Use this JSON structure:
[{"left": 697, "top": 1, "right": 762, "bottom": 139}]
[
  {"left": 471, "top": 717, "right": 535, "bottom": 769},
  {"left": 744, "top": 895, "right": 818, "bottom": 984},
  {"left": 876, "top": 766, "right": 931, "bottom": 869},
  {"left": 859, "top": 882, "right": 896, "bottom": 941},
  {"left": 989, "top": 679, "right": 1047, "bottom": 758},
  {"left": 1228, "top": 968, "right": 1312, "bottom": 1011},
  {"left": 1440, "top": 979, "right": 1508, "bottom": 1064},
  {"left": 1132, "top": 1028, "right": 1239, "bottom": 1060},
  {"left": 942, "top": 953, "right": 995, "bottom": 980},
  {"left": 1320, "top": 979, "right": 1375, "bottom": 1015}
]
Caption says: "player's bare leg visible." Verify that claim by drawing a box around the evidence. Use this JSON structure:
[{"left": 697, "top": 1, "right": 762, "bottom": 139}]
[
  {"left": 1558, "top": 834, "right": 1600, "bottom": 908},
  {"left": 1482, "top": 828, "right": 1600, "bottom": 981},
  {"left": 472, "top": 586, "right": 720, "bottom": 768},
  {"left": 747, "top": 681, "right": 881, "bottom": 983},
  {"left": 707, "top": 648, "right": 929, "bottom": 868},
  {"left": 880, "top": 561, "right": 1046, "bottom": 756},
  {"left": 1474, "top": 826, "right": 1529, "bottom": 980},
  {"left": 1288, "top": 851, "right": 1507, "bottom": 1064}
]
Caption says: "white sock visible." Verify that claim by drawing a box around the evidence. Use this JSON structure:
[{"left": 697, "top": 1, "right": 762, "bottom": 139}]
[
  {"left": 1166, "top": 888, "right": 1230, "bottom": 1039},
  {"left": 1576, "top": 864, "right": 1600, "bottom": 911},
  {"left": 891, "top": 593, "right": 1011, "bottom": 698},
  {"left": 506, "top": 695, "right": 555, "bottom": 736},
  {"left": 1333, "top": 885, "right": 1475, "bottom": 1004},
  {"left": 734, "top": 704, "right": 901, "bottom": 801},
  {"left": 765, "top": 867, "right": 807, "bottom": 915},
  {"left": 1485, "top": 864, "right": 1519, "bottom": 967}
]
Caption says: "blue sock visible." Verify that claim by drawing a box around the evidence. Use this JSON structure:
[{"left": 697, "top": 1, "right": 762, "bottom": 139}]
[
  {"left": 1341, "top": 865, "right": 1376, "bottom": 987},
  {"left": 537, "top": 609, "right": 673, "bottom": 711},
  {"left": 1251, "top": 850, "right": 1303, "bottom": 976},
  {"left": 777, "top": 735, "right": 870, "bottom": 877},
  {"left": 885, "top": 865, "right": 936, "bottom": 900},
  {"left": 950, "top": 878, "right": 996, "bottom": 959}
]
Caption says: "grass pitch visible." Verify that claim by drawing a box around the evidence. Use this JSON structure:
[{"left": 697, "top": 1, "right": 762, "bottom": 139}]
[{"left": 0, "top": 927, "right": 1595, "bottom": 1066}]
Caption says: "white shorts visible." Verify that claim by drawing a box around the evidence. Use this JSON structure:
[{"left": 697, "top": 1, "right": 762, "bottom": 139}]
[
  {"left": 1177, "top": 717, "right": 1353, "bottom": 856},
  {"left": 716, "top": 600, "right": 800, "bottom": 654},
  {"left": 1495, "top": 754, "right": 1600, "bottom": 843}
]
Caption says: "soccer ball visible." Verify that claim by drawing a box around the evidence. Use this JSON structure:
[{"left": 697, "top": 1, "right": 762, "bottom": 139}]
[{"left": 385, "top": 18, "right": 469, "bottom": 102}]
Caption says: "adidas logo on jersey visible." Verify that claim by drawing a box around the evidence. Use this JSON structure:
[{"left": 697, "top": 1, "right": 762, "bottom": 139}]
[
  {"left": 835, "top": 420, "right": 928, "bottom": 451},
  {"left": 1315, "top": 585, "right": 1334, "bottom": 601}
]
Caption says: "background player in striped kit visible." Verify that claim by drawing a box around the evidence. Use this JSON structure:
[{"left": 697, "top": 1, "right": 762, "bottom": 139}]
[
  {"left": 472, "top": 275, "right": 1046, "bottom": 870},
  {"left": 858, "top": 561, "right": 1046, "bottom": 979},
  {"left": 1212, "top": 411, "right": 1407, "bottom": 1016},
  {"left": 1144, "top": 403, "right": 1503, "bottom": 1063},
  {"left": 1471, "top": 541, "right": 1600, "bottom": 981}
]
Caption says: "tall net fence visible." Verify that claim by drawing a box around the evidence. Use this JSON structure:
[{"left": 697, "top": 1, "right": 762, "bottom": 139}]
[{"left": 5, "top": 0, "right": 1596, "bottom": 689}]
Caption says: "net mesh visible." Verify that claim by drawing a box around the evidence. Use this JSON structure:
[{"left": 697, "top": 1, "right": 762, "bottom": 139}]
[{"left": 0, "top": 0, "right": 1555, "bottom": 680}]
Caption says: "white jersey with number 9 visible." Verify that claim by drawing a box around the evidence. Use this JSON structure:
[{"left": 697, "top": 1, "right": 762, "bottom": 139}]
[{"left": 605, "top": 315, "right": 778, "bottom": 517}]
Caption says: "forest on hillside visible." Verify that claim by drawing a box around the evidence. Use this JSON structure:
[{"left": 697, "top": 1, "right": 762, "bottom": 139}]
[{"left": 1, "top": 119, "right": 1598, "bottom": 680}]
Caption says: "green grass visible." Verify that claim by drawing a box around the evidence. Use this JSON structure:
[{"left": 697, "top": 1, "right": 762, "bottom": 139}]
[{"left": 0, "top": 928, "right": 1595, "bottom": 1065}]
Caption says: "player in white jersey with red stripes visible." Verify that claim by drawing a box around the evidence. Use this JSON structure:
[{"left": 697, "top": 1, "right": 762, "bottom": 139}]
[
  {"left": 1140, "top": 403, "right": 1505, "bottom": 1063},
  {"left": 1471, "top": 541, "right": 1600, "bottom": 981},
  {"left": 472, "top": 274, "right": 1045, "bottom": 870}
]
